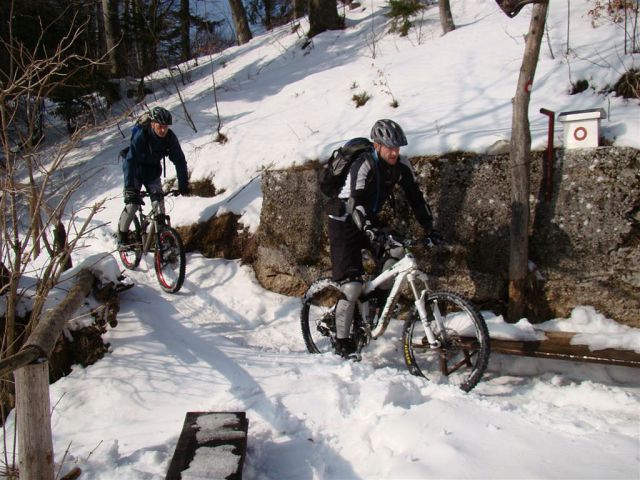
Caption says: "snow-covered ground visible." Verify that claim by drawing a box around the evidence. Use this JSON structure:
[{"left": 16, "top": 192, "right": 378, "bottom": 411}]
[{"left": 2, "top": 0, "right": 639, "bottom": 478}]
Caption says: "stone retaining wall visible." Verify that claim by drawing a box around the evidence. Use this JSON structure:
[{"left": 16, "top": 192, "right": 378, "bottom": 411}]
[{"left": 254, "top": 148, "right": 639, "bottom": 326}]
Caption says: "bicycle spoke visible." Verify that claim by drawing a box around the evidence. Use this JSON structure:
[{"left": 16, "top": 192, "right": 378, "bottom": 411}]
[{"left": 403, "top": 291, "right": 490, "bottom": 392}]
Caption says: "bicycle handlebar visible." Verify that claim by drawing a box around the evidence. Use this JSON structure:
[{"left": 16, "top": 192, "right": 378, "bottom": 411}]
[
  {"left": 382, "top": 232, "right": 446, "bottom": 250},
  {"left": 139, "top": 189, "right": 181, "bottom": 198},
  {"left": 381, "top": 232, "right": 416, "bottom": 249}
]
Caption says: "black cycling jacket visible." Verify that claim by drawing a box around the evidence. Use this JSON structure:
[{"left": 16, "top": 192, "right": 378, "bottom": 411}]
[{"left": 338, "top": 150, "right": 433, "bottom": 233}]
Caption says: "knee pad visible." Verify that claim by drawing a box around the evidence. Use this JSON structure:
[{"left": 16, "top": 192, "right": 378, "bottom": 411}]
[
  {"left": 340, "top": 281, "right": 363, "bottom": 301},
  {"left": 124, "top": 203, "right": 138, "bottom": 215}
]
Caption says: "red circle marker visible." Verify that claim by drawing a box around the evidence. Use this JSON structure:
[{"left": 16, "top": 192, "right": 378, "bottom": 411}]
[{"left": 574, "top": 127, "right": 587, "bottom": 141}]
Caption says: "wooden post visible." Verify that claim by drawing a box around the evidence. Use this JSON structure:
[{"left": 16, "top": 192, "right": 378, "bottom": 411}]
[
  {"left": 14, "top": 361, "right": 54, "bottom": 480},
  {"left": 9, "top": 268, "right": 93, "bottom": 479},
  {"left": 508, "top": 2, "right": 548, "bottom": 322}
]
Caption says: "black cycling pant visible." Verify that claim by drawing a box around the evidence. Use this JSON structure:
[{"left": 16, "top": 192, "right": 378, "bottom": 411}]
[{"left": 328, "top": 216, "right": 366, "bottom": 282}]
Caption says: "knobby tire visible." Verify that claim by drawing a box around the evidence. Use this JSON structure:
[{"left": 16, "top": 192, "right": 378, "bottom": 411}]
[
  {"left": 154, "top": 226, "right": 186, "bottom": 293},
  {"left": 402, "top": 291, "right": 490, "bottom": 392},
  {"left": 300, "top": 278, "right": 344, "bottom": 354}
]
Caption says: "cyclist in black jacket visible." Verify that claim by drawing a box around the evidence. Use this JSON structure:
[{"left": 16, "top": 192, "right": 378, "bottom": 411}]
[
  {"left": 328, "top": 119, "right": 440, "bottom": 357},
  {"left": 117, "top": 106, "right": 189, "bottom": 249}
]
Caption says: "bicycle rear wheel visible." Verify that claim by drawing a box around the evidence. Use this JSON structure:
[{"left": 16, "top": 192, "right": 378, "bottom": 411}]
[
  {"left": 154, "top": 226, "right": 186, "bottom": 293},
  {"left": 300, "top": 278, "right": 343, "bottom": 354},
  {"left": 119, "top": 216, "right": 143, "bottom": 270},
  {"left": 402, "top": 291, "right": 490, "bottom": 392}
]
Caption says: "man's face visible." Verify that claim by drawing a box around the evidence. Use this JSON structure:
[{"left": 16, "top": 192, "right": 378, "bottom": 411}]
[
  {"left": 377, "top": 144, "right": 400, "bottom": 165},
  {"left": 151, "top": 122, "right": 169, "bottom": 138}
]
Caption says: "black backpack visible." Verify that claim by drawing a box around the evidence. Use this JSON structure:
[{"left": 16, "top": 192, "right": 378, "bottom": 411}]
[
  {"left": 319, "top": 137, "right": 373, "bottom": 198},
  {"left": 118, "top": 112, "right": 152, "bottom": 160}
]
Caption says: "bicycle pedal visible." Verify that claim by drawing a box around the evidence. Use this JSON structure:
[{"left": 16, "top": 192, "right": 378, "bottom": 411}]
[{"left": 348, "top": 352, "right": 362, "bottom": 362}]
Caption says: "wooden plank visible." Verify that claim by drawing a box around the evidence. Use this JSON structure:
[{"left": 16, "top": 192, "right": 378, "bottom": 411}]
[
  {"left": 489, "top": 331, "right": 640, "bottom": 368},
  {"left": 166, "top": 412, "right": 248, "bottom": 480}
]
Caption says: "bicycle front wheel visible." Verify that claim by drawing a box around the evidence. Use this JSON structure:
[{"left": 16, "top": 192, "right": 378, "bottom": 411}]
[
  {"left": 300, "top": 278, "right": 343, "bottom": 354},
  {"left": 402, "top": 291, "right": 490, "bottom": 392},
  {"left": 154, "top": 226, "right": 186, "bottom": 293},
  {"left": 119, "top": 216, "right": 143, "bottom": 270}
]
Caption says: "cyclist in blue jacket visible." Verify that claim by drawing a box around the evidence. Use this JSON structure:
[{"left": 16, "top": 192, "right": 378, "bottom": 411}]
[
  {"left": 117, "top": 106, "right": 189, "bottom": 249},
  {"left": 328, "top": 119, "right": 440, "bottom": 358}
]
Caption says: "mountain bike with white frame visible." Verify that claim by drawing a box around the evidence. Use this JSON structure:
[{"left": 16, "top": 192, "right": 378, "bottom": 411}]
[{"left": 300, "top": 232, "right": 490, "bottom": 392}]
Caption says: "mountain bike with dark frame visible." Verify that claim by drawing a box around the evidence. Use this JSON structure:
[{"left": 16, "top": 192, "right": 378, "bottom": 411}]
[
  {"left": 300, "top": 232, "right": 490, "bottom": 392},
  {"left": 118, "top": 190, "right": 186, "bottom": 293}
]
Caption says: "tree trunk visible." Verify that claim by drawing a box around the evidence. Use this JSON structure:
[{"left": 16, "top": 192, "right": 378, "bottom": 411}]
[
  {"left": 228, "top": 0, "right": 252, "bottom": 45},
  {"left": 180, "top": 0, "right": 191, "bottom": 62},
  {"left": 122, "top": 0, "right": 133, "bottom": 76},
  {"left": 131, "top": 0, "right": 156, "bottom": 76},
  {"left": 508, "top": 2, "right": 548, "bottom": 322},
  {"left": 439, "top": 0, "right": 455, "bottom": 34},
  {"left": 293, "top": 0, "right": 307, "bottom": 20},
  {"left": 308, "top": 0, "right": 343, "bottom": 38},
  {"left": 102, "top": 0, "right": 124, "bottom": 77},
  {"left": 263, "top": 0, "right": 273, "bottom": 30}
]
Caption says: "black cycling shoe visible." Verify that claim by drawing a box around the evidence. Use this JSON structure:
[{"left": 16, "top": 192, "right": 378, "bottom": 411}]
[
  {"left": 334, "top": 338, "right": 357, "bottom": 359},
  {"left": 117, "top": 231, "right": 130, "bottom": 251}
]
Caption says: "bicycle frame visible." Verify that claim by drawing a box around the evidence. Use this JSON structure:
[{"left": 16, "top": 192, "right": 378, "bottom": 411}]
[
  {"left": 359, "top": 248, "right": 441, "bottom": 348},
  {"left": 137, "top": 201, "right": 170, "bottom": 255}
]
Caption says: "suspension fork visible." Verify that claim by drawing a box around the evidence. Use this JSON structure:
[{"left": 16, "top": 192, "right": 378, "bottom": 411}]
[
  {"left": 408, "top": 275, "right": 440, "bottom": 348},
  {"left": 143, "top": 220, "right": 156, "bottom": 254}
]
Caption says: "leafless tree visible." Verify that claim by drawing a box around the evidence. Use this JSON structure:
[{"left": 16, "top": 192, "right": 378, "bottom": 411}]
[
  {"left": 0, "top": 5, "right": 106, "bottom": 428},
  {"left": 507, "top": 1, "right": 549, "bottom": 322}
]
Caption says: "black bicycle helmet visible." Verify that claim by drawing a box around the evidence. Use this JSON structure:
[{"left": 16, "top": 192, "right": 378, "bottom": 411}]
[
  {"left": 370, "top": 119, "right": 407, "bottom": 147},
  {"left": 150, "top": 106, "right": 172, "bottom": 125}
]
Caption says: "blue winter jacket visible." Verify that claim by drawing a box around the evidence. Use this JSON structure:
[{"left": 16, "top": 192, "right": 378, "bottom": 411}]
[{"left": 122, "top": 126, "right": 188, "bottom": 190}]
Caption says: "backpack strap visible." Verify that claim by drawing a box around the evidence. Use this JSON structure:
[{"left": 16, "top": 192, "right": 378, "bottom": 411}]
[{"left": 371, "top": 149, "right": 381, "bottom": 214}]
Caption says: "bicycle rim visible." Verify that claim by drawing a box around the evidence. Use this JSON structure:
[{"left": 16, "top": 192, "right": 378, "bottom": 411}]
[
  {"left": 402, "top": 291, "right": 490, "bottom": 392},
  {"left": 119, "top": 216, "right": 142, "bottom": 270},
  {"left": 154, "top": 227, "right": 186, "bottom": 293},
  {"left": 300, "top": 278, "right": 343, "bottom": 354}
]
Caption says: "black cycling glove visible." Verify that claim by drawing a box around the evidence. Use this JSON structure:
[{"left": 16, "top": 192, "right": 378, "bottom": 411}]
[{"left": 423, "top": 230, "right": 445, "bottom": 247}]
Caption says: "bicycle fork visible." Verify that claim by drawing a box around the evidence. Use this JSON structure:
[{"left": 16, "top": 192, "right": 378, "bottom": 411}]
[
  {"left": 408, "top": 274, "right": 441, "bottom": 349},
  {"left": 143, "top": 220, "right": 156, "bottom": 253}
]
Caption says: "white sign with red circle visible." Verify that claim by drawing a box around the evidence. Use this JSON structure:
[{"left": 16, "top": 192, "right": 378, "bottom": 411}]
[{"left": 557, "top": 108, "right": 606, "bottom": 149}]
